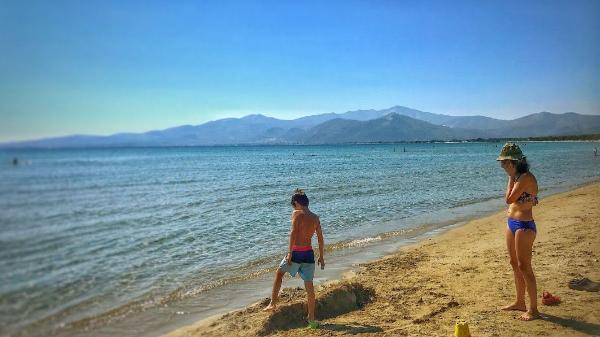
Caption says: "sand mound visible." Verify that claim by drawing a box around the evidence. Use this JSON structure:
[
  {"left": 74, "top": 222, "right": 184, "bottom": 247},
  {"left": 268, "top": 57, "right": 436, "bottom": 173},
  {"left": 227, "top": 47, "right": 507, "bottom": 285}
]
[{"left": 259, "top": 282, "right": 375, "bottom": 335}]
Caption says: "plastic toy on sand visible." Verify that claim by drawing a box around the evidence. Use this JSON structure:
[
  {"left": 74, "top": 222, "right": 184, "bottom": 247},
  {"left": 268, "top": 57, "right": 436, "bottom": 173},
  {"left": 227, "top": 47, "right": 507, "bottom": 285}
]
[
  {"left": 454, "top": 320, "right": 471, "bottom": 337},
  {"left": 541, "top": 291, "right": 561, "bottom": 305}
]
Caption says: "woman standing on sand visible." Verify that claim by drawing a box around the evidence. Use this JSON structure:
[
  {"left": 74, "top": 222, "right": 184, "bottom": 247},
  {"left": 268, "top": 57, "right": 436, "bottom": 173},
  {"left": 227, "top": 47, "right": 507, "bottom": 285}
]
[{"left": 497, "top": 143, "right": 540, "bottom": 321}]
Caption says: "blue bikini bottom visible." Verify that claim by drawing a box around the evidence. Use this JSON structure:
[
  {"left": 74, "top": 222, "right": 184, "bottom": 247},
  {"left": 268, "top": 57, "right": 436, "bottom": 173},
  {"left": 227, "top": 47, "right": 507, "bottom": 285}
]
[{"left": 507, "top": 218, "right": 536, "bottom": 234}]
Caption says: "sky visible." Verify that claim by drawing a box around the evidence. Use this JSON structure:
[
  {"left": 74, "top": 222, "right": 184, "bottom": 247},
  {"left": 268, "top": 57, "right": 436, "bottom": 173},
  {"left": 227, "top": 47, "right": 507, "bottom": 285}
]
[{"left": 1, "top": 0, "right": 599, "bottom": 142}]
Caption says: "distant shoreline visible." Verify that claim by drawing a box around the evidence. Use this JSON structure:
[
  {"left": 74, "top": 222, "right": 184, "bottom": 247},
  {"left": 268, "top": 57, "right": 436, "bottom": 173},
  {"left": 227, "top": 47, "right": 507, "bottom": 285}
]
[
  {"left": 1, "top": 135, "right": 599, "bottom": 150},
  {"left": 462, "top": 134, "right": 600, "bottom": 142},
  {"left": 346, "top": 134, "right": 600, "bottom": 143}
]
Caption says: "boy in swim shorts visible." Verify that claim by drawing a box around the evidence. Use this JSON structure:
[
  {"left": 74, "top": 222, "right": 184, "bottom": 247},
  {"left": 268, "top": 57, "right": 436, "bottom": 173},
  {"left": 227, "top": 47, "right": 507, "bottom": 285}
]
[{"left": 263, "top": 189, "right": 325, "bottom": 329}]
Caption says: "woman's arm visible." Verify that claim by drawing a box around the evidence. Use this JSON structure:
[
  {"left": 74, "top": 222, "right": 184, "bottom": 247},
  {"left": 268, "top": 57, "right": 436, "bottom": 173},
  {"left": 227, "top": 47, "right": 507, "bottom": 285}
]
[
  {"left": 506, "top": 175, "right": 529, "bottom": 204},
  {"left": 505, "top": 175, "right": 515, "bottom": 202}
]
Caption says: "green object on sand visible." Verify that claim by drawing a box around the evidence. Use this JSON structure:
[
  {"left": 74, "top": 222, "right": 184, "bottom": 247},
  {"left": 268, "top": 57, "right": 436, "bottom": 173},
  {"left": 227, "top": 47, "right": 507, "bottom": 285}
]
[
  {"left": 497, "top": 143, "right": 525, "bottom": 161},
  {"left": 306, "top": 321, "right": 320, "bottom": 329}
]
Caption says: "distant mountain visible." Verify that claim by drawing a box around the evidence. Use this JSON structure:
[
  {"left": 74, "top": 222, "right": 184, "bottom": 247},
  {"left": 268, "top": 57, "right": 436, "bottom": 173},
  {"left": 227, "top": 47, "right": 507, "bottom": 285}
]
[
  {"left": 489, "top": 112, "right": 600, "bottom": 137},
  {"left": 293, "top": 113, "right": 480, "bottom": 143},
  {"left": 298, "top": 105, "right": 515, "bottom": 130},
  {"left": 4, "top": 114, "right": 299, "bottom": 148},
  {"left": 1, "top": 106, "right": 598, "bottom": 148},
  {"left": 376, "top": 106, "right": 510, "bottom": 130}
]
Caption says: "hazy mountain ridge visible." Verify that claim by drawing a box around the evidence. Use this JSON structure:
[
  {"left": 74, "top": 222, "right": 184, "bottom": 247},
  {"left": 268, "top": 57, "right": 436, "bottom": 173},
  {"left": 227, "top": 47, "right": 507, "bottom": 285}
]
[
  {"left": 2, "top": 107, "right": 599, "bottom": 148},
  {"left": 490, "top": 112, "right": 600, "bottom": 137},
  {"left": 291, "top": 113, "right": 484, "bottom": 143}
]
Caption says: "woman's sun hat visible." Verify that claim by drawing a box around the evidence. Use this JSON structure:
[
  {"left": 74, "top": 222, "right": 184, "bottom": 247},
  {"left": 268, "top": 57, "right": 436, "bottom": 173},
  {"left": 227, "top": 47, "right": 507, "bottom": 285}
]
[{"left": 497, "top": 142, "right": 525, "bottom": 161}]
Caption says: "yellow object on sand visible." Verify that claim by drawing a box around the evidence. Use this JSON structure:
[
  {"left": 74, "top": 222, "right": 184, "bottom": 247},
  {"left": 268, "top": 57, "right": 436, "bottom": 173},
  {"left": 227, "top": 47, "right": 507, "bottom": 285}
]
[{"left": 454, "top": 320, "right": 471, "bottom": 337}]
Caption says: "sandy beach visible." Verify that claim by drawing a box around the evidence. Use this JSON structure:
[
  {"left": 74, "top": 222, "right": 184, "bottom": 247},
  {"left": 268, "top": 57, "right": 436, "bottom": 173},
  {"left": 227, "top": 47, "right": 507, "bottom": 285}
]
[{"left": 164, "top": 182, "right": 600, "bottom": 337}]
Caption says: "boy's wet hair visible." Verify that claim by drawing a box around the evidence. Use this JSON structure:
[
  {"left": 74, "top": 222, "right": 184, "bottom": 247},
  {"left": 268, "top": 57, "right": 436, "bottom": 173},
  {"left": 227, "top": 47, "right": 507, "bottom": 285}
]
[{"left": 291, "top": 189, "right": 309, "bottom": 206}]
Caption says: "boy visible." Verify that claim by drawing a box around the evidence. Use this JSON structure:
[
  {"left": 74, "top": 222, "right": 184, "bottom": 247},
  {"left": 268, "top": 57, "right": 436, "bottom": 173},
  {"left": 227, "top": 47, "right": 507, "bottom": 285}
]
[{"left": 263, "top": 189, "right": 325, "bottom": 328}]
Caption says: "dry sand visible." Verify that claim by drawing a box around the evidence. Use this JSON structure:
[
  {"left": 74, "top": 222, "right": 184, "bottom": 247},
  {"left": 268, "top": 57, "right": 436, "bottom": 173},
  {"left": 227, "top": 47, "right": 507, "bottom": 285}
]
[{"left": 164, "top": 183, "right": 600, "bottom": 337}]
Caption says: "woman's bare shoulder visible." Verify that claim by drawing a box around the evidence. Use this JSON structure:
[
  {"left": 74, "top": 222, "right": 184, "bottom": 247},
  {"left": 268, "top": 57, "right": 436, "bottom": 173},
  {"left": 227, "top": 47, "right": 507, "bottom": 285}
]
[
  {"left": 521, "top": 172, "right": 538, "bottom": 191},
  {"left": 525, "top": 172, "right": 537, "bottom": 183}
]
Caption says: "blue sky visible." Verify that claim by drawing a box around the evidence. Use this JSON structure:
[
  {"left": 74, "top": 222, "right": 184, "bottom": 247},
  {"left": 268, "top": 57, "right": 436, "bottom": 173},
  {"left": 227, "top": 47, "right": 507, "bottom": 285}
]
[{"left": 1, "top": 0, "right": 599, "bottom": 142}]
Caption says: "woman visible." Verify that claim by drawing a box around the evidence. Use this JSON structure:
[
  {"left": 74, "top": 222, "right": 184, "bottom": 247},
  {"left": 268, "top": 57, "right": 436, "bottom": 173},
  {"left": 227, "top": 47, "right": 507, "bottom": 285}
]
[{"left": 497, "top": 143, "right": 539, "bottom": 321}]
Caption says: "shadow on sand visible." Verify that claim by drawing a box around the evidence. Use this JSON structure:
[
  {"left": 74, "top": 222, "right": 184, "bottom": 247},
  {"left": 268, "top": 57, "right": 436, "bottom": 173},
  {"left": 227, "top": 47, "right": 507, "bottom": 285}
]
[
  {"left": 319, "top": 322, "right": 383, "bottom": 334},
  {"left": 541, "top": 314, "right": 600, "bottom": 336}
]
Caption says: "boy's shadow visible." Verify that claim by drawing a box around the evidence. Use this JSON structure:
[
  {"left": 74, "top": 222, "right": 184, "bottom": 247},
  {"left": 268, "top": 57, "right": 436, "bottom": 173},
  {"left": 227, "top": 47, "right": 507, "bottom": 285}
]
[
  {"left": 541, "top": 314, "right": 600, "bottom": 336},
  {"left": 319, "top": 322, "right": 383, "bottom": 334}
]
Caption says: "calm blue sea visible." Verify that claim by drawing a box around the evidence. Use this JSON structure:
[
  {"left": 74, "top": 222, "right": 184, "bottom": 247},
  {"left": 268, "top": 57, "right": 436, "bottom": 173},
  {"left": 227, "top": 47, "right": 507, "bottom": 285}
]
[{"left": 0, "top": 142, "right": 598, "bottom": 336}]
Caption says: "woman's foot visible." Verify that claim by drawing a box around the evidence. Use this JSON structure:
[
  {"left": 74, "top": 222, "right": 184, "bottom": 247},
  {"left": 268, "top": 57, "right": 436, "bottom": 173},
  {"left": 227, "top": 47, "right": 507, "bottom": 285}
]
[
  {"left": 517, "top": 310, "right": 540, "bottom": 321},
  {"left": 501, "top": 301, "right": 527, "bottom": 311}
]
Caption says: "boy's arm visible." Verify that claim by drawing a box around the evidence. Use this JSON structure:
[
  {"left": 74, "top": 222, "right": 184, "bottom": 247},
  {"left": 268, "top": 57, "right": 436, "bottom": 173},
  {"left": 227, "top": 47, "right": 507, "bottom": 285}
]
[{"left": 316, "top": 218, "right": 325, "bottom": 269}]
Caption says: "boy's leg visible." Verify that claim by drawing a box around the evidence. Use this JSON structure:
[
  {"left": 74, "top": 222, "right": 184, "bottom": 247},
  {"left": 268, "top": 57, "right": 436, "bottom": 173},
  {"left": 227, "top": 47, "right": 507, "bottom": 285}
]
[
  {"left": 264, "top": 270, "right": 285, "bottom": 311},
  {"left": 304, "top": 281, "right": 316, "bottom": 321}
]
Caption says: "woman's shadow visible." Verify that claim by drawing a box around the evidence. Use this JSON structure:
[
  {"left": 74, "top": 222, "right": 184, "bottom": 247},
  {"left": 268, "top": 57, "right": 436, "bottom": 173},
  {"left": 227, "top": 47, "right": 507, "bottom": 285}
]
[{"left": 541, "top": 314, "right": 600, "bottom": 336}]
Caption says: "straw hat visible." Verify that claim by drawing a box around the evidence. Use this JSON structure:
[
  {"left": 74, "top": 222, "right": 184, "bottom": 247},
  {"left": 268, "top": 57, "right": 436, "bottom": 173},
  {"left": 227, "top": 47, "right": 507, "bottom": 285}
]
[{"left": 496, "top": 143, "right": 524, "bottom": 161}]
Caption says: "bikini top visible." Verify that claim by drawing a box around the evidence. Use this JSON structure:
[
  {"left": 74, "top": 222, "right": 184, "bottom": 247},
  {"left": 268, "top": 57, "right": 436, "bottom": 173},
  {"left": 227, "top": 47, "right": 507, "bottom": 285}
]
[
  {"left": 517, "top": 192, "right": 538, "bottom": 204},
  {"left": 515, "top": 173, "right": 538, "bottom": 204}
]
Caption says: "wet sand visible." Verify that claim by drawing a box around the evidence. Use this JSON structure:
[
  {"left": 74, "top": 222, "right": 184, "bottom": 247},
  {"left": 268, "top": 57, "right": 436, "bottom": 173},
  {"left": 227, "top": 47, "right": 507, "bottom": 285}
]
[{"left": 164, "top": 182, "right": 600, "bottom": 337}]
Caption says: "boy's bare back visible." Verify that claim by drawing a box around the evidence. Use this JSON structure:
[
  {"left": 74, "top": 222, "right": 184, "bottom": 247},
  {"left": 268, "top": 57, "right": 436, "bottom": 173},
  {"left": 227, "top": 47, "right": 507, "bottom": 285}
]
[{"left": 291, "top": 209, "right": 320, "bottom": 246}]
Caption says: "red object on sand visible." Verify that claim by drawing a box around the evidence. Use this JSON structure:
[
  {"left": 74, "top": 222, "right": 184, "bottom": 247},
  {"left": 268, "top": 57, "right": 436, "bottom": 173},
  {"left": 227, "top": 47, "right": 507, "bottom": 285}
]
[{"left": 542, "top": 291, "right": 561, "bottom": 305}]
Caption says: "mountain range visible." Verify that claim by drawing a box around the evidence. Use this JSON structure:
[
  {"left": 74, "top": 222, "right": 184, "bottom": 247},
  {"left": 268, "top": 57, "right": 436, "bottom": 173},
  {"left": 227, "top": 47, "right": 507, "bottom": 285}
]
[{"left": 3, "top": 106, "right": 600, "bottom": 148}]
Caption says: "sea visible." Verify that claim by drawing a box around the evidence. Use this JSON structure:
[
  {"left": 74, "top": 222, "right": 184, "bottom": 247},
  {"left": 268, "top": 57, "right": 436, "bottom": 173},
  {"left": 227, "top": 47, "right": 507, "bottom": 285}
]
[{"left": 1, "top": 142, "right": 598, "bottom": 337}]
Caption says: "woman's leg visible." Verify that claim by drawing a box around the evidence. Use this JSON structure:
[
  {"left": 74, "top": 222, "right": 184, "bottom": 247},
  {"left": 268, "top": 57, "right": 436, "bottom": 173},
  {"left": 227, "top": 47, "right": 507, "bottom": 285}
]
[
  {"left": 515, "top": 229, "right": 539, "bottom": 320},
  {"left": 502, "top": 227, "right": 527, "bottom": 311}
]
